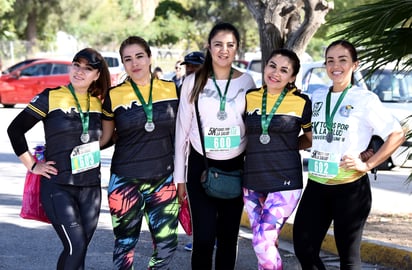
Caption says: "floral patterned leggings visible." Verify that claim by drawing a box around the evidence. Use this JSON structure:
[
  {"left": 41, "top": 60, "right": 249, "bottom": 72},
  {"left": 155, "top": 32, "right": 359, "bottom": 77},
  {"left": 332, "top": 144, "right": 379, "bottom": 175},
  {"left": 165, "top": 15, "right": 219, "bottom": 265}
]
[{"left": 243, "top": 188, "right": 302, "bottom": 270}]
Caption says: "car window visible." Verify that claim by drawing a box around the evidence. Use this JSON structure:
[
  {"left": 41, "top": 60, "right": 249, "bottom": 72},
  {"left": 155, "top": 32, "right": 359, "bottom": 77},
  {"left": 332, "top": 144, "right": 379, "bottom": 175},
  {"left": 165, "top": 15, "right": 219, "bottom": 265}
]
[
  {"left": 249, "top": 60, "right": 262, "bottom": 73},
  {"left": 233, "top": 61, "right": 248, "bottom": 69},
  {"left": 362, "top": 69, "right": 412, "bottom": 102},
  {"left": 51, "top": 64, "right": 69, "bottom": 75},
  {"left": 396, "top": 73, "right": 412, "bottom": 100},
  {"left": 2, "top": 59, "right": 40, "bottom": 75},
  {"left": 302, "top": 67, "right": 331, "bottom": 94},
  {"left": 305, "top": 67, "right": 331, "bottom": 86},
  {"left": 103, "top": 56, "right": 120, "bottom": 68},
  {"left": 21, "top": 63, "right": 51, "bottom": 76},
  {"left": 302, "top": 64, "right": 367, "bottom": 95}
]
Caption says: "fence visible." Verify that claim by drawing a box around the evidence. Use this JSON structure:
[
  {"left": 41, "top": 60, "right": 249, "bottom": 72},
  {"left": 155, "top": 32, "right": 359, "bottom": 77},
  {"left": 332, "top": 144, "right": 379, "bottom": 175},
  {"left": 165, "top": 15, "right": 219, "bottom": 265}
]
[{"left": 1, "top": 40, "right": 185, "bottom": 75}]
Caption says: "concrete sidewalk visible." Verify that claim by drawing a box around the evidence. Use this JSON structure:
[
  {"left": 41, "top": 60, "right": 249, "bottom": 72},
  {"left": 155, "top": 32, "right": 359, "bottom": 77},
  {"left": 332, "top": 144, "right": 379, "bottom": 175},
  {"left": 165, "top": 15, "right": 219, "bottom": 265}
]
[{"left": 240, "top": 168, "right": 412, "bottom": 269}]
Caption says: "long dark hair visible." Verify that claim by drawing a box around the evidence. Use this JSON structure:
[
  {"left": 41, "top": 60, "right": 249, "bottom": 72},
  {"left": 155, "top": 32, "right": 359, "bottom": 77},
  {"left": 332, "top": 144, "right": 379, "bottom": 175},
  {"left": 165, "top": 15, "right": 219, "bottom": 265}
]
[
  {"left": 265, "top": 48, "right": 300, "bottom": 90},
  {"left": 189, "top": 22, "right": 240, "bottom": 103},
  {"left": 72, "top": 48, "right": 111, "bottom": 99},
  {"left": 325, "top": 40, "right": 358, "bottom": 85}
]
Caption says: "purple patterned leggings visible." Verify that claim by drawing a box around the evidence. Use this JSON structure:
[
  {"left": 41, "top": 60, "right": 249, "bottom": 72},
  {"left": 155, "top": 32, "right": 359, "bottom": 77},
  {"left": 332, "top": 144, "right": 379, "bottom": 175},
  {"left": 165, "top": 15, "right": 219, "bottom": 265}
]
[{"left": 243, "top": 188, "right": 302, "bottom": 270}]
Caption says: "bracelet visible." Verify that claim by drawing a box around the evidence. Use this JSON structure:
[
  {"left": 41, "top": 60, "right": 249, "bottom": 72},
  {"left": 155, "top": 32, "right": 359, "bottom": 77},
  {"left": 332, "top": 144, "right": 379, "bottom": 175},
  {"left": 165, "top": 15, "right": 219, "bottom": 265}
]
[{"left": 31, "top": 162, "right": 37, "bottom": 172}]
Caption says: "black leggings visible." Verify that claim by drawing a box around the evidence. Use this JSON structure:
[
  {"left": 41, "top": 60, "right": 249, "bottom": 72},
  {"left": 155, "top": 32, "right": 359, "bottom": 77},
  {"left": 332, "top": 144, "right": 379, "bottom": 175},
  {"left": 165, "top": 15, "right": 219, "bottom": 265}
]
[
  {"left": 40, "top": 180, "right": 101, "bottom": 270},
  {"left": 187, "top": 147, "right": 244, "bottom": 270},
  {"left": 293, "top": 175, "right": 372, "bottom": 270}
]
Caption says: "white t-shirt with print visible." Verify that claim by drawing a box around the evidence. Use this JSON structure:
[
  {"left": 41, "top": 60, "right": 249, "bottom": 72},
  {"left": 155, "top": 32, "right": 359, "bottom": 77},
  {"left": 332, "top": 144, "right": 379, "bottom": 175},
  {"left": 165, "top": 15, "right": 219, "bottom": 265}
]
[{"left": 309, "top": 86, "right": 401, "bottom": 182}]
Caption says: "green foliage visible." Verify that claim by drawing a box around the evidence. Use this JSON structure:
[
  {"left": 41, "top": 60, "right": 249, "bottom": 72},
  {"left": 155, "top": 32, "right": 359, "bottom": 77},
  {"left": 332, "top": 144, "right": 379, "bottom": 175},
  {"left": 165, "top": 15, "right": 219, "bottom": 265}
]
[
  {"left": 327, "top": 0, "right": 412, "bottom": 73},
  {"left": 144, "top": 0, "right": 258, "bottom": 56},
  {"left": 0, "top": 0, "right": 14, "bottom": 15},
  {"left": 308, "top": 0, "right": 372, "bottom": 59},
  {"left": 155, "top": 0, "right": 187, "bottom": 17},
  {"left": 148, "top": 1, "right": 193, "bottom": 47}
]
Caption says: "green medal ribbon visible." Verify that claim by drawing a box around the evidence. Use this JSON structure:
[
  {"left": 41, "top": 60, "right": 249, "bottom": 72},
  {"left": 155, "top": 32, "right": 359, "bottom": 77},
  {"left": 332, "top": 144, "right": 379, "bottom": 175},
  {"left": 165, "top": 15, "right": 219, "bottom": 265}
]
[
  {"left": 212, "top": 68, "right": 233, "bottom": 120},
  {"left": 261, "top": 87, "right": 287, "bottom": 135},
  {"left": 131, "top": 78, "right": 154, "bottom": 124},
  {"left": 325, "top": 84, "right": 352, "bottom": 140},
  {"left": 68, "top": 83, "right": 90, "bottom": 143}
]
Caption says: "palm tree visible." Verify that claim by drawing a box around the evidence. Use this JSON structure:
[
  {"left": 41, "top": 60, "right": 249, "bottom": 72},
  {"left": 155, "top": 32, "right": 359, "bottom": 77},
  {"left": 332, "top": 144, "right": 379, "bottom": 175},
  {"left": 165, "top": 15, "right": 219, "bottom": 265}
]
[
  {"left": 329, "top": 0, "right": 412, "bottom": 73},
  {"left": 327, "top": 0, "right": 412, "bottom": 183}
]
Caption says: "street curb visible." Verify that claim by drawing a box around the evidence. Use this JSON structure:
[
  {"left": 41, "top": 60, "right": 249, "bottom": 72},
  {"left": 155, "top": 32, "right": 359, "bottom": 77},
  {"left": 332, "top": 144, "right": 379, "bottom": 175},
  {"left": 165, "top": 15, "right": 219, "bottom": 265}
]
[{"left": 240, "top": 209, "right": 412, "bottom": 269}]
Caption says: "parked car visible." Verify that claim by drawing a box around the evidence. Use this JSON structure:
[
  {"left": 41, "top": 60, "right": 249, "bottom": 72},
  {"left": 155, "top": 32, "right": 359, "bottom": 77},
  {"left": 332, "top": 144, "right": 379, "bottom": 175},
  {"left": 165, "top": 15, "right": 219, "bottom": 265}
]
[
  {"left": 232, "top": 59, "right": 263, "bottom": 88},
  {"left": 246, "top": 59, "right": 262, "bottom": 73},
  {"left": 297, "top": 61, "right": 367, "bottom": 96},
  {"left": 361, "top": 65, "right": 412, "bottom": 168},
  {"left": 0, "top": 59, "right": 71, "bottom": 108},
  {"left": 1, "top": 58, "right": 44, "bottom": 75},
  {"left": 233, "top": 59, "right": 249, "bottom": 70},
  {"left": 101, "top": 51, "right": 126, "bottom": 86}
]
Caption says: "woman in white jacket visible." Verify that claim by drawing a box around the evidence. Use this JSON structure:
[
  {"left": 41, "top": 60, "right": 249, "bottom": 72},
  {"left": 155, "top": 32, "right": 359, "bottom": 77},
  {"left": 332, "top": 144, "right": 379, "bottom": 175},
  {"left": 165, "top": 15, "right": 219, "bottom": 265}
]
[{"left": 174, "top": 22, "right": 255, "bottom": 270}]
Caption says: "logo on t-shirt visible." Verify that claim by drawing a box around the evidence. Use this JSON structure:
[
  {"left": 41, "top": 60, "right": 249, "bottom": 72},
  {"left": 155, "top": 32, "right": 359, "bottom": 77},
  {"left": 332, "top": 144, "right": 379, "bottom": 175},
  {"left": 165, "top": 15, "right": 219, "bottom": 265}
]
[
  {"left": 339, "top": 104, "right": 354, "bottom": 117},
  {"left": 312, "top": 101, "right": 323, "bottom": 117}
]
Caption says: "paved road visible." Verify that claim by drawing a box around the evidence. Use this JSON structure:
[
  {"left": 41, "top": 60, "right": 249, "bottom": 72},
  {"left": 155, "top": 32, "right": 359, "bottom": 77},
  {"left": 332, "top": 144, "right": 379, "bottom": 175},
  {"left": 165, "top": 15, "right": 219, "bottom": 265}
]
[{"left": 1, "top": 106, "right": 410, "bottom": 269}]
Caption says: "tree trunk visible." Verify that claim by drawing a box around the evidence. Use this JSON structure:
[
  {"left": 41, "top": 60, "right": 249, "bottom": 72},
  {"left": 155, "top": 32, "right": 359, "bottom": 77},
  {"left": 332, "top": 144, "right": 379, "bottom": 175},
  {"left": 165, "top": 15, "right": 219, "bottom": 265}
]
[
  {"left": 25, "top": 9, "right": 37, "bottom": 56},
  {"left": 242, "top": 0, "right": 332, "bottom": 65}
]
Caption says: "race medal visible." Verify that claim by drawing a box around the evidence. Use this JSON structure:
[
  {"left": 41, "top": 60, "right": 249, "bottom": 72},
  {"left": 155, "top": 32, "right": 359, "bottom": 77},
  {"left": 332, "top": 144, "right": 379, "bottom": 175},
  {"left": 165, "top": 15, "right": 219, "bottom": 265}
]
[
  {"left": 259, "top": 134, "right": 270, "bottom": 144},
  {"left": 68, "top": 84, "right": 91, "bottom": 145},
  {"left": 216, "top": 110, "right": 227, "bottom": 121},
  {"left": 212, "top": 69, "right": 233, "bottom": 122},
  {"left": 145, "top": 121, "right": 155, "bottom": 132},
  {"left": 325, "top": 84, "right": 351, "bottom": 144},
  {"left": 80, "top": 133, "right": 90, "bottom": 143},
  {"left": 70, "top": 141, "right": 100, "bottom": 174},
  {"left": 326, "top": 132, "right": 333, "bottom": 143},
  {"left": 131, "top": 79, "right": 155, "bottom": 133},
  {"left": 260, "top": 87, "right": 287, "bottom": 145}
]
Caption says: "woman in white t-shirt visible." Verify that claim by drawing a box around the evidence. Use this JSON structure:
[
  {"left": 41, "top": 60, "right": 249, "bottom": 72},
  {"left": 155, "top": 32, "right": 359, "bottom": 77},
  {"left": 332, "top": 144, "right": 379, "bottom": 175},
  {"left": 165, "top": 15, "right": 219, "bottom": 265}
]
[
  {"left": 174, "top": 22, "right": 255, "bottom": 269},
  {"left": 293, "top": 40, "right": 405, "bottom": 270}
]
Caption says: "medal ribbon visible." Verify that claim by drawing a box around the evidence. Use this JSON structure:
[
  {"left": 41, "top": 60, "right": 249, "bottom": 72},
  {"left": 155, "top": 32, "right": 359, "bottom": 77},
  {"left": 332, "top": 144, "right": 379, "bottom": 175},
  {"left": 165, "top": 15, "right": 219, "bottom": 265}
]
[
  {"left": 325, "top": 84, "right": 352, "bottom": 134},
  {"left": 261, "top": 87, "right": 287, "bottom": 135},
  {"left": 212, "top": 68, "right": 233, "bottom": 114},
  {"left": 131, "top": 78, "right": 153, "bottom": 123},
  {"left": 68, "top": 83, "right": 90, "bottom": 137}
]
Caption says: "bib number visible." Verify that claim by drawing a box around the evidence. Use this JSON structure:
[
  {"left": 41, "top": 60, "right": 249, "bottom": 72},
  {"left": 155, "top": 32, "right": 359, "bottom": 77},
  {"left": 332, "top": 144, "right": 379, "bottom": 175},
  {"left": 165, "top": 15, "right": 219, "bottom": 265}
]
[
  {"left": 204, "top": 126, "right": 240, "bottom": 152},
  {"left": 307, "top": 150, "right": 339, "bottom": 178},
  {"left": 70, "top": 141, "right": 100, "bottom": 174}
]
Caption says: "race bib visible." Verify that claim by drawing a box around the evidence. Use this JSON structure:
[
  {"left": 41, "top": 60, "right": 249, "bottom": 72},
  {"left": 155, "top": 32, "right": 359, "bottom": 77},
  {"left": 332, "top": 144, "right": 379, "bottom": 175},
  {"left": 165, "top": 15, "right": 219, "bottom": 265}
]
[
  {"left": 307, "top": 150, "right": 340, "bottom": 180},
  {"left": 70, "top": 141, "right": 100, "bottom": 174},
  {"left": 203, "top": 125, "right": 241, "bottom": 152}
]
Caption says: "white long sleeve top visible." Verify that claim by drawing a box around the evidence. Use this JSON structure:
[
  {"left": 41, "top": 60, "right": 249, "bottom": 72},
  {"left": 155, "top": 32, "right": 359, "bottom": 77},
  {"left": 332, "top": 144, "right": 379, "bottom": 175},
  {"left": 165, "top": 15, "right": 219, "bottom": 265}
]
[{"left": 174, "top": 72, "right": 256, "bottom": 183}]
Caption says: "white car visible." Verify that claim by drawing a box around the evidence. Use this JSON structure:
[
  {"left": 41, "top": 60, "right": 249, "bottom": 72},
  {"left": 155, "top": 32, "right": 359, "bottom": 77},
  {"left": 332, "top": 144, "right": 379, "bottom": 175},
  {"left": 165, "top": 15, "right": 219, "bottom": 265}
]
[
  {"left": 360, "top": 65, "right": 412, "bottom": 168},
  {"left": 101, "top": 51, "right": 126, "bottom": 86},
  {"left": 297, "top": 61, "right": 367, "bottom": 96}
]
